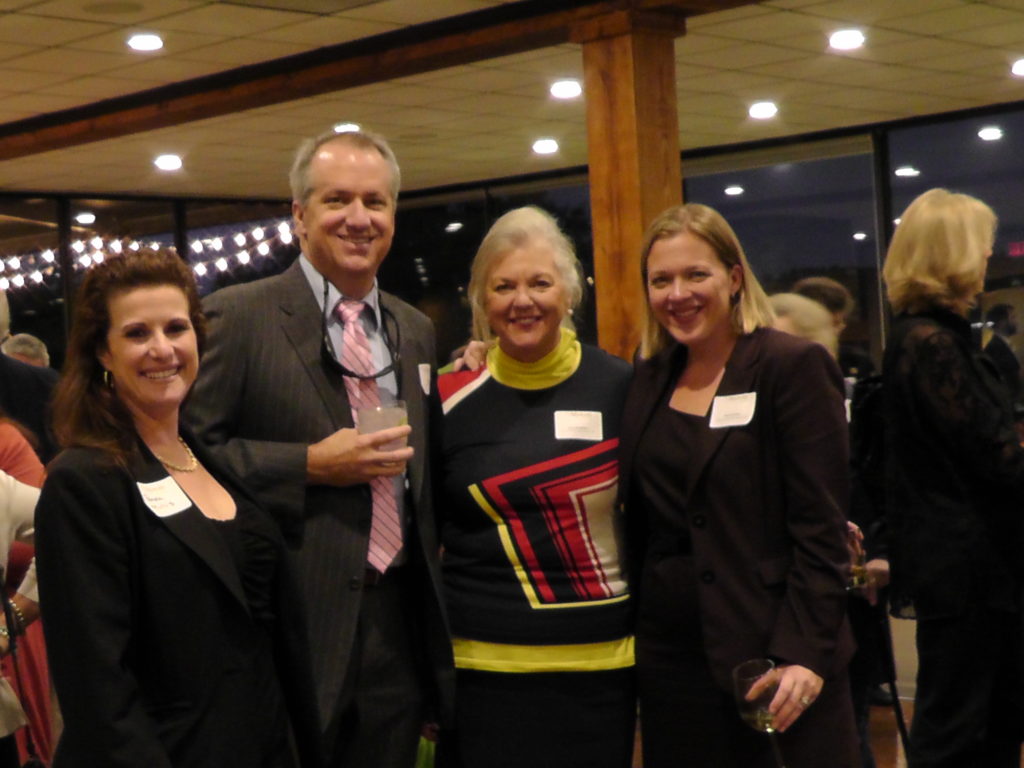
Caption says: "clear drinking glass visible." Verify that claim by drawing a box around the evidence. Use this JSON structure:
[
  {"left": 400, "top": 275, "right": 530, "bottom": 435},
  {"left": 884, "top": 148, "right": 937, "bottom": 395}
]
[
  {"left": 732, "top": 658, "right": 788, "bottom": 768},
  {"left": 357, "top": 399, "right": 408, "bottom": 450}
]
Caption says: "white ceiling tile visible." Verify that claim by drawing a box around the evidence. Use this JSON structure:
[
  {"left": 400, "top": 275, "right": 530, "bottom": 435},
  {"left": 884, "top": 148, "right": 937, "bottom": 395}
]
[
  {"left": 946, "top": 18, "right": 1024, "bottom": 46},
  {"left": 254, "top": 16, "right": 398, "bottom": 45},
  {"left": 179, "top": 37, "right": 310, "bottom": 65},
  {"left": 146, "top": 4, "right": 312, "bottom": 36},
  {"left": 102, "top": 56, "right": 233, "bottom": 81},
  {"left": 37, "top": 75, "right": 155, "bottom": 100},
  {"left": 0, "top": 12, "right": 116, "bottom": 44},
  {"left": 0, "top": 67, "right": 75, "bottom": 90},
  {"left": 0, "top": 42, "right": 41, "bottom": 63},
  {"left": 883, "top": 4, "right": 1024, "bottom": 35},
  {"left": 794, "top": 0, "right": 963, "bottom": 23},
  {"left": 690, "top": 41, "right": 808, "bottom": 69},
  {"left": 67, "top": 28, "right": 227, "bottom": 56},
  {"left": 338, "top": 0, "right": 500, "bottom": 25},
  {"left": 24, "top": 0, "right": 204, "bottom": 23},
  {"left": 6, "top": 47, "right": 136, "bottom": 75}
]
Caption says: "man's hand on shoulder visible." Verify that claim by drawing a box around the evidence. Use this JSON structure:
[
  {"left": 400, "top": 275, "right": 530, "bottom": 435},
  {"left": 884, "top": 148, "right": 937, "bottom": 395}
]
[{"left": 306, "top": 426, "right": 413, "bottom": 487}]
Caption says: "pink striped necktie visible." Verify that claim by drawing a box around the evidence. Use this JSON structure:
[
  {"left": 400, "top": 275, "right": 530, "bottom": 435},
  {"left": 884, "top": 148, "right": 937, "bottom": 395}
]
[{"left": 336, "top": 299, "right": 402, "bottom": 573}]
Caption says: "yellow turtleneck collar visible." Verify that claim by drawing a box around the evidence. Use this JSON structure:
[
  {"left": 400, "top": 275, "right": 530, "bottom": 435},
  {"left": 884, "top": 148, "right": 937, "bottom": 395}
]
[{"left": 487, "top": 328, "right": 582, "bottom": 390}]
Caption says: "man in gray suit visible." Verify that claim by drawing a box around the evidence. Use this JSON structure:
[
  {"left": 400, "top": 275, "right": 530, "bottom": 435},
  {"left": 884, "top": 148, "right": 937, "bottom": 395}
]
[{"left": 185, "top": 129, "right": 452, "bottom": 768}]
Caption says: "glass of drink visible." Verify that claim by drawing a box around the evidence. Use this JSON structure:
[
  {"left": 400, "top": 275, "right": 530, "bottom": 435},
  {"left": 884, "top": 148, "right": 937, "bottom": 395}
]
[
  {"left": 847, "top": 526, "right": 868, "bottom": 589},
  {"left": 732, "top": 658, "right": 788, "bottom": 768},
  {"left": 357, "top": 399, "right": 408, "bottom": 450}
]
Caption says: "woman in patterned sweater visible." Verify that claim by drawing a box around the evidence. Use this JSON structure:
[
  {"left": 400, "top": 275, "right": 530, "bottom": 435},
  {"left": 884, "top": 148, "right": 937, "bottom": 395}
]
[{"left": 435, "top": 207, "right": 635, "bottom": 768}]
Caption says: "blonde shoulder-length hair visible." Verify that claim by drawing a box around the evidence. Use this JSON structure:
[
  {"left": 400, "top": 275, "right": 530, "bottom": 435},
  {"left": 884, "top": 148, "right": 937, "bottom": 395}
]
[
  {"left": 769, "top": 292, "right": 839, "bottom": 359},
  {"left": 639, "top": 203, "right": 774, "bottom": 358},
  {"left": 883, "top": 188, "right": 997, "bottom": 316},
  {"left": 467, "top": 206, "right": 583, "bottom": 343}
]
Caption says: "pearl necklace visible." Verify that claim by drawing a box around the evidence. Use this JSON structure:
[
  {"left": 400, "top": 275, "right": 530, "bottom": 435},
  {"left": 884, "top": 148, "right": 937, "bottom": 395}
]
[{"left": 155, "top": 436, "right": 198, "bottom": 473}]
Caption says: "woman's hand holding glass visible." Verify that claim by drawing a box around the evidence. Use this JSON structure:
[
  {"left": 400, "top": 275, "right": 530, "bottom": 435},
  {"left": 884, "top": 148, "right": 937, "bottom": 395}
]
[{"left": 749, "top": 663, "right": 823, "bottom": 733}]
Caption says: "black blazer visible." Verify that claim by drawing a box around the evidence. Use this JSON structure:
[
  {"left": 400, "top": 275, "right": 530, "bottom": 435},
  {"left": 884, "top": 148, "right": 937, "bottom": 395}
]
[
  {"left": 619, "top": 328, "right": 853, "bottom": 690},
  {"left": 35, "top": 434, "right": 323, "bottom": 768},
  {"left": 183, "top": 260, "right": 454, "bottom": 726},
  {"left": 885, "top": 309, "right": 1024, "bottom": 619}
]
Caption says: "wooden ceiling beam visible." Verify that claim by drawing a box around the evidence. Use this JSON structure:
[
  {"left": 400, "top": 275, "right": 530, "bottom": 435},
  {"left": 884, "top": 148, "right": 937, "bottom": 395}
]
[{"left": 0, "top": 0, "right": 754, "bottom": 161}]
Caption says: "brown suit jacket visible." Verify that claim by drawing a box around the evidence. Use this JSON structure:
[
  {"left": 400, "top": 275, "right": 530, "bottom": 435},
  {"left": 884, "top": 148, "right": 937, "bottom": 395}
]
[{"left": 619, "top": 327, "right": 853, "bottom": 690}]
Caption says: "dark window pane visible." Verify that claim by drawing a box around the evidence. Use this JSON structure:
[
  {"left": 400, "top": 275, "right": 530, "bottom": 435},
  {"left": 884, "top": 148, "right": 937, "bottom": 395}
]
[
  {"left": 0, "top": 196, "right": 64, "bottom": 369},
  {"left": 185, "top": 201, "right": 297, "bottom": 296},
  {"left": 685, "top": 152, "right": 881, "bottom": 370}
]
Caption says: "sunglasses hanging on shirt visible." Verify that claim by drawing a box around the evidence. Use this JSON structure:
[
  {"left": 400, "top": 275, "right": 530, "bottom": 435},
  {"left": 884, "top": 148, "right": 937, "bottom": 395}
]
[{"left": 320, "top": 276, "right": 402, "bottom": 380}]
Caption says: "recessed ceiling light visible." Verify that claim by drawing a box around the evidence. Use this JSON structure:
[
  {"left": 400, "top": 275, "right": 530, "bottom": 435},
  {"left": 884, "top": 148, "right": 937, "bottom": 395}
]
[
  {"left": 748, "top": 101, "right": 778, "bottom": 120},
  {"left": 333, "top": 122, "right": 360, "bottom": 133},
  {"left": 550, "top": 79, "right": 582, "bottom": 99},
  {"left": 154, "top": 154, "right": 182, "bottom": 171},
  {"left": 829, "top": 29, "right": 865, "bottom": 51},
  {"left": 532, "top": 138, "right": 559, "bottom": 155},
  {"left": 978, "top": 126, "right": 1004, "bottom": 141},
  {"left": 894, "top": 166, "right": 920, "bottom": 177},
  {"left": 445, "top": 222, "right": 463, "bottom": 233},
  {"left": 127, "top": 33, "right": 163, "bottom": 52},
  {"left": 725, "top": 185, "right": 744, "bottom": 196},
  {"left": 853, "top": 232, "right": 868, "bottom": 241},
  {"left": 75, "top": 212, "right": 96, "bottom": 225},
  {"left": 1013, "top": 59, "right": 1024, "bottom": 77}
]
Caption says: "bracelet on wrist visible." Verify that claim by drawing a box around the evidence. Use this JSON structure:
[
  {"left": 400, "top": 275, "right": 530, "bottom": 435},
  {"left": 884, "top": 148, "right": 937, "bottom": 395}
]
[{"left": 6, "top": 601, "right": 26, "bottom": 635}]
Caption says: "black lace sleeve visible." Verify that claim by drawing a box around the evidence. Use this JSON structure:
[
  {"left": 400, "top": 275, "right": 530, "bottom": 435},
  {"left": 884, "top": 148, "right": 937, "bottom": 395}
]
[{"left": 900, "top": 323, "right": 1024, "bottom": 496}]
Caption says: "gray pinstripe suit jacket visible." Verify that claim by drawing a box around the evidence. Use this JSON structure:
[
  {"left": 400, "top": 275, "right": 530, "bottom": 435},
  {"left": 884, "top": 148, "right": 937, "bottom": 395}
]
[{"left": 184, "top": 259, "right": 453, "bottom": 730}]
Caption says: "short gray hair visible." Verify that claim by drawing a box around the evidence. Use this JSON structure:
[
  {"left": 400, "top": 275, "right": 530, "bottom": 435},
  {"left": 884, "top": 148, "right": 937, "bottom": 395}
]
[
  {"left": 289, "top": 128, "right": 401, "bottom": 205},
  {"left": 467, "top": 206, "right": 584, "bottom": 343},
  {"left": 2, "top": 333, "right": 49, "bottom": 367}
]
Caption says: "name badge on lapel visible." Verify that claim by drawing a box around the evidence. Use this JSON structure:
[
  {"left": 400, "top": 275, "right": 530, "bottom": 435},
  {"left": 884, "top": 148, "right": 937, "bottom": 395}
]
[
  {"left": 554, "top": 410, "right": 603, "bottom": 441},
  {"left": 709, "top": 392, "right": 756, "bottom": 428},
  {"left": 137, "top": 477, "right": 192, "bottom": 518}
]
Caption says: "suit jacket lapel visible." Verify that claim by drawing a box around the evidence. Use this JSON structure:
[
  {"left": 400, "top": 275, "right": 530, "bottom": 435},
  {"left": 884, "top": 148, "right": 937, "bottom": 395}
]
[
  {"left": 276, "top": 261, "right": 353, "bottom": 430},
  {"left": 131, "top": 444, "right": 251, "bottom": 616},
  {"left": 684, "top": 331, "right": 763, "bottom": 500},
  {"left": 620, "top": 332, "right": 764, "bottom": 508}
]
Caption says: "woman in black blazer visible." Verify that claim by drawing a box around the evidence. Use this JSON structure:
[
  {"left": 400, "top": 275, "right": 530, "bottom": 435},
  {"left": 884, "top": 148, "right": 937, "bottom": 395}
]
[
  {"left": 35, "top": 251, "right": 322, "bottom": 768},
  {"left": 620, "top": 204, "right": 857, "bottom": 768},
  {"left": 882, "top": 189, "right": 1023, "bottom": 767}
]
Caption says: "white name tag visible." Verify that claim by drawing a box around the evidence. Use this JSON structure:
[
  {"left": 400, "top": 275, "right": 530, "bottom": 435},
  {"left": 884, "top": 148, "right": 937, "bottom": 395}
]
[
  {"left": 418, "top": 363, "right": 431, "bottom": 396},
  {"left": 709, "top": 392, "right": 756, "bottom": 428},
  {"left": 554, "top": 410, "right": 603, "bottom": 441},
  {"left": 137, "top": 477, "right": 192, "bottom": 518}
]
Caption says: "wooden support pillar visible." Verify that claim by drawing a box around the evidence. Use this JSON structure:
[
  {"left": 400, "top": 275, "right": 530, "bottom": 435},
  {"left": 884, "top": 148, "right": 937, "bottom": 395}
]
[{"left": 574, "top": 8, "right": 685, "bottom": 360}]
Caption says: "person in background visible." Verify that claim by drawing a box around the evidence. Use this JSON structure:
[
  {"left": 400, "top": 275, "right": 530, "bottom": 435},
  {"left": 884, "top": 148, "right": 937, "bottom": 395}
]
[
  {"left": 0, "top": 462, "right": 41, "bottom": 768},
  {"left": 621, "top": 203, "right": 856, "bottom": 768},
  {"left": 770, "top": 291, "right": 885, "bottom": 768},
  {"left": 983, "top": 303, "right": 1021, "bottom": 403},
  {"left": 0, "top": 294, "right": 58, "bottom": 463},
  {"left": 435, "top": 207, "right": 635, "bottom": 768},
  {"left": 184, "top": 128, "right": 452, "bottom": 768},
  {"left": 882, "top": 188, "right": 1023, "bottom": 768},
  {"left": 0, "top": 410, "right": 51, "bottom": 767},
  {"left": 768, "top": 292, "right": 838, "bottom": 358},
  {"left": 35, "top": 250, "right": 322, "bottom": 768},
  {"left": 1, "top": 335, "right": 49, "bottom": 369},
  {"left": 792, "top": 275, "right": 874, "bottom": 380}
]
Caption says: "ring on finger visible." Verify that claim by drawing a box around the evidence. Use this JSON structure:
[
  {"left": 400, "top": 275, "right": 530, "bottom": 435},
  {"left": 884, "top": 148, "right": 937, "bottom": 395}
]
[{"left": 799, "top": 695, "right": 813, "bottom": 708}]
